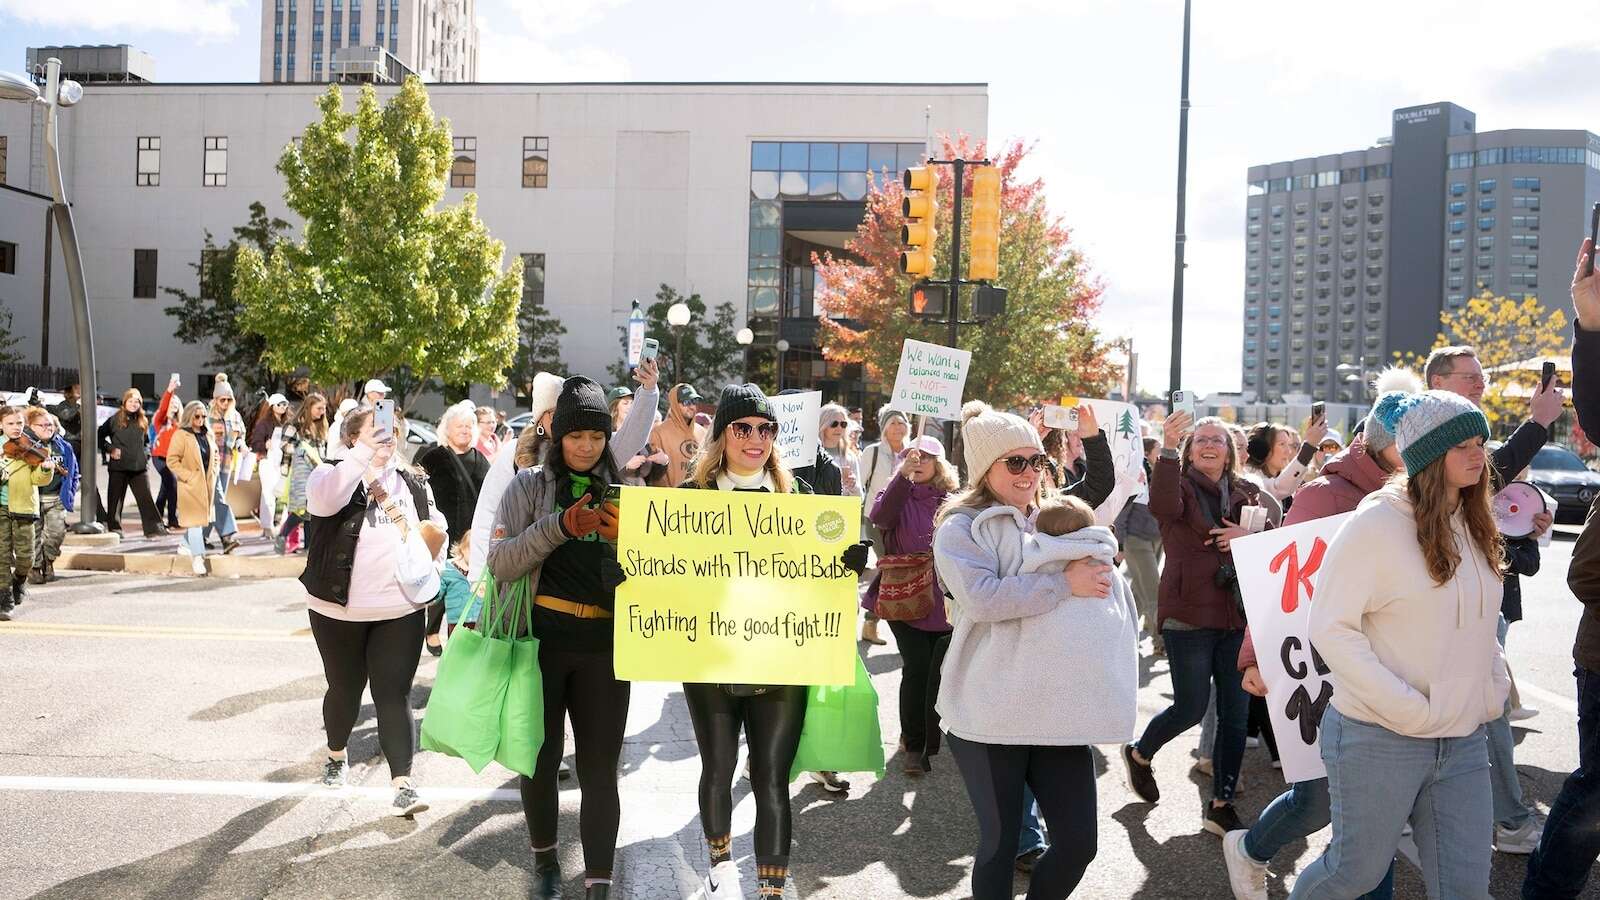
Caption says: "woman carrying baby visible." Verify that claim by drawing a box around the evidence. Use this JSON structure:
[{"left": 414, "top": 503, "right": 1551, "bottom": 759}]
[{"left": 932, "top": 401, "right": 1141, "bottom": 900}]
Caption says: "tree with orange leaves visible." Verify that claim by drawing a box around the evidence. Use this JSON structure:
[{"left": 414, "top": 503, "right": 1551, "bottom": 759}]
[{"left": 814, "top": 136, "right": 1114, "bottom": 410}]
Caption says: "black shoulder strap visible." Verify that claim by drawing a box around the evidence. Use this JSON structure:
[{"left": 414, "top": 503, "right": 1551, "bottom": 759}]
[{"left": 397, "top": 470, "right": 431, "bottom": 518}]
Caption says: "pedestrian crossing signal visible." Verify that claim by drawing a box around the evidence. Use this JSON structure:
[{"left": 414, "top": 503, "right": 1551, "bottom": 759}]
[{"left": 909, "top": 282, "right": 948, "bottom": 318}]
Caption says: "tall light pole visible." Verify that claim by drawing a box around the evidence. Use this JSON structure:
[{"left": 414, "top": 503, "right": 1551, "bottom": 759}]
[
  {"left": 776, "top": 339, "right": 791, "bottom": 392},
  {"left": 666, "top": 301, "right": 692, "bottom": 387},
  {"left": 0, "top": 63, "right": 102, "bottom": 534},
  {"left": 736, "top": 327, "right": 754, "bottom": 385},
  {"left": 1168, "top": 0, "right": 1192, "bottom": 408}
]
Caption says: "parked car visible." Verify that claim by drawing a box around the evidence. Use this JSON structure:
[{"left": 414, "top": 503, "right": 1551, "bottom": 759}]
[
  {"left": 401, "top": 420, "right": 438, "bottom": 465},
  {"left": 1526, "top": 445, "right": 1600, "bottom": 523},
  {"left": 505, "top": 411, "right": 535, "bottom": 436}
]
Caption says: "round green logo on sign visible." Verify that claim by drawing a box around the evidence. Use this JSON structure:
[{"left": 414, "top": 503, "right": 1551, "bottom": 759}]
[{"left": 815, "top": 509, "right": 847, "bottom": 543}]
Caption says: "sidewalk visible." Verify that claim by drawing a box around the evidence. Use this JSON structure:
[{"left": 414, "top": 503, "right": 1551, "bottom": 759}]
[{"left": 60, "top": 518, "right": 305, "bottom": 579}]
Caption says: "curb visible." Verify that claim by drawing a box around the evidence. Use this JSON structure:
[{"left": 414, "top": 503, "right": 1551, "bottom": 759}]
[{"left": 57, "top": 550, "right": 305, "bottom": 579}]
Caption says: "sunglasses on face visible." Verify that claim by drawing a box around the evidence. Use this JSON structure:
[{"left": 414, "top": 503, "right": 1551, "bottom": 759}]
[
  {"left": 1001, "top": 454, "right": 1050, "bottom": 475},
  {"left": 826, "top": 421, "right": 848, "bottom": 429},
  {"left": 728, "top": 421, "right": 780, "bottom": 441}
]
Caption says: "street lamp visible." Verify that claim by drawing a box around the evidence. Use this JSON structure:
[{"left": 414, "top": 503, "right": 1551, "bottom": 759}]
[
  {"left": 775, "top": 339, "right": 790, "bottom": 392},
  {"left": 736, "top": 327, "right": 754, "bottom": 384},
  {"left": 667, "top": 301, "right": 692, "bottom": 386},
  {"left": 1, "top": 62, "right": 102, "bottom": 534}
]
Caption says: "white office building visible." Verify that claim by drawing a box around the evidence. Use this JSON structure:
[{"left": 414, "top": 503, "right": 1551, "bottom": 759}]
[{"left": 0, "top": 79, "right": 987, "bottom": 407}]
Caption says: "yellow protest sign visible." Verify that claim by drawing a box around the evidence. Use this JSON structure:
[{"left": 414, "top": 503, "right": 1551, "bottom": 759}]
[{"left": 612, "top": 486, "right": 862, "bottom": 686}]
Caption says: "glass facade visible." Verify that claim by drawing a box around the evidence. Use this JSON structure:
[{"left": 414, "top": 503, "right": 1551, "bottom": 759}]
[{"left": 746, "top": 140, "right": 924, "bottom": 317}]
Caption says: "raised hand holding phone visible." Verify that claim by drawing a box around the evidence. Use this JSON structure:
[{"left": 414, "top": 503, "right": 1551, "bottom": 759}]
[{"left": 1573, "top": 234, "right": 1600, "bottom": 331}]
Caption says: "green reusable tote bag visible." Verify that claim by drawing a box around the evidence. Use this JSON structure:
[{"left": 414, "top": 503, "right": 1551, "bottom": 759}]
[
  {"left": 788, "top": 653, "right": 886, "bottom": 779},
  {"left": 492, "top": 576, "right": 545, "bottom": 777},
  {"left": 420, "top": 571, "right": 513, "bottom": 772}
]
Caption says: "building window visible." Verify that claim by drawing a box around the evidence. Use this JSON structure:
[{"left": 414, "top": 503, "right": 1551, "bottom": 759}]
[
  {"left": 1479, "top": 197, "right": 1496, "bottom": 212},
  {"left": 1513, "top": 195, "right": 1540, "bottom": 209},
  {"left": 137, "top": 136, "right": 160, "bottom": 186},
  {"left": 1478, "top": 254, "right": 1494, "bottom": 270},
  {"left": 520, "top": 253, "right": 545, "bottom": 306},
  {"left": 1513, "top": 176, "right": 1541, "bottom": 192},
  {"left": 451, "top": 137, "right": 476, "bottom": 188},
  {"left": 1450, "top": 182, "right": 1466, "bottom": 196},
  {"left": 1513, "top": 215, "right": 1541, "bottom": 230},
  {"left": 133, "top": 249, "right": 158, "bottom": 298},
  {"left": 1368, "top": 193, "right": 1385, "bottom": 206},
  {"left": 1479, "top": 178, "right": 1497, "bottom": 193},
  {"left": 1448, "top": 238, "right": 1465, "bottom": 253},
  {"left": 0, "top": 240, "right": 15, "bottom": 275},
  {"left": 1479, "top": 236, "right": 1494, "bottom": 251},
  {"left": 1448, "top": 201, "right": 1465, "bottom": 215},
  {"left": 1478, "top": 216, "right": 1495, "bottom": 231},
  {"left": 521, "top": 137, "right": 549, "bottom": 188},
  {"left": 203, "top": 136, "right": 227, "bottom": 186}
]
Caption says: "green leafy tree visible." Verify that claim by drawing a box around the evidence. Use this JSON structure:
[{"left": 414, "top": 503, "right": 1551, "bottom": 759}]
[
  {"left": 506, "top": 298, "right": 569, "bottom": 395},
  {"left": 814, "top": 136, "right": 1113, "bottom": 408},
  {"left": 162, "top": 201, "right": 292, "bottom": 394},
  {"left": 234, "top": 77, "right": 521, "bottom": 409},
  {"left": 607, "top": 284, "right": 743, "bottom": 393},
  {"left": 0, "top": 308, "right": 23, "bottom": 365}
]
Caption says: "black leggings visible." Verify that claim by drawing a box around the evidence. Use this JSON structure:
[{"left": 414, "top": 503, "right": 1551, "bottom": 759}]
[
  {"left": 307, "top": 609, "right": 425, "bottom": 777},
  {"left": 519, "top": 645, "right": 631, "bottom": 876},
  {"left": 684, "top": 682, "right": 807, "bottom": 867},
  {"left": 105, "top": 467, "right": 159, "bottom": 533},
  {"left": 153, "top": 458, "right": 179, "bottom": 526},
  {"left": 1247, "top": 695, "right": 1280, "bottom": 762},
  {"left": 947, "top": 734, "right": 1097, "bottom": 900},
  {"left": 886, "top": 621, "right": 951, "bottom": 756}
]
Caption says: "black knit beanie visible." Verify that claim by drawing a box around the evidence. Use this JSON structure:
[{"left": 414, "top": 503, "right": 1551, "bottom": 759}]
[
  {"left": 711, "top": 383, "right": 776, "bottom": 439},
  {"left": 550, "top": 376, "right": 612, "bottom": 442}
]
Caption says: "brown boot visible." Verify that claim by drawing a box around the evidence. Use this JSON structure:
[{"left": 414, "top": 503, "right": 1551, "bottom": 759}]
[
  {"left": 860, "top": 617, "right": 886, "bottom": 646},
  {"left": 28, "top": 568, "right": 46, "bottom": 585}
]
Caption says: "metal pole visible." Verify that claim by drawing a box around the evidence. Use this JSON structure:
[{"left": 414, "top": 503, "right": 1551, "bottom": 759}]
[
  {"left": 40, "top": 57, "right": 102, "bottom": 533},
  {"left": 1168, "top": 0, "right": 1192, "bottom": 408},
  {"left": 40, "top": 203, "right": 52, "bottom": 367},
  {"left": 674, "top": 327, "right": 684, "bottom": 388},
  {"left": 946, "top": 158, "right": 965, "bottom": 451}
]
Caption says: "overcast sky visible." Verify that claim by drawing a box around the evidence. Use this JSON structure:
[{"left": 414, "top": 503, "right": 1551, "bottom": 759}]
[{"left": 2, "top": 0, "right": 1595, "bottom": 397}]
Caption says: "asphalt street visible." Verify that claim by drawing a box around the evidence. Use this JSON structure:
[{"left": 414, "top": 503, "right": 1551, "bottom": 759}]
[{"left": 0, "top": 532, "right": 1589, "bottom": 899}]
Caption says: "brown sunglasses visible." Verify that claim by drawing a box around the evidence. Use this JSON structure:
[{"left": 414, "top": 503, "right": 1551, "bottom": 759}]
[{"left": 1001, "top": 454, "right": 1050, "bottom": 475}]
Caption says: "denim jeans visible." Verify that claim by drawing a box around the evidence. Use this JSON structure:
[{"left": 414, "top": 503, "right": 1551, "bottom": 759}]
[
  {"left": 1017, "top": 784, "right": 1047, "bottom": 856},
  {"left": 1289, "top": 707, "right": 1490, "bottom": 900},
  {"left": 1489, "top": 614, "right": 1532, "bottom": 829},
  {"left": 1135, "top": 627, "right": 1248, "bottom": 801},
  {"left": 1523, "top": 665, "right": 1600, "bottom": 899},
  {"left": 204, "top": 473, "right": 237, "bottom": 541},
  {"left": 1244, "top": 777, "right": 1394, "bottom": 900},
  {"left": 181, "top": 526, "right": 206, "bottom": 557}
]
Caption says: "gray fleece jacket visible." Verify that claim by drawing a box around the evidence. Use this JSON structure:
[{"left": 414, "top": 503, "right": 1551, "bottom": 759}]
[{"left": 933, "top": 504, "right": 1139, "bottom": 746}]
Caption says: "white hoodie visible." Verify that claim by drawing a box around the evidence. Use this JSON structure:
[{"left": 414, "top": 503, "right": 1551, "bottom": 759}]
[
  {"left": 1309, "top": 483, "right": 1509, "bottom": 739},
  {"left": 932, "top": 506, "right": 1139, "bottom": 746}
]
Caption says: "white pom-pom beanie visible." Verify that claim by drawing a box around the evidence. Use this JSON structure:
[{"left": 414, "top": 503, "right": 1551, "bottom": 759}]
[{"left": 958, "top": 401, "right": 1043, "bottom": 484}]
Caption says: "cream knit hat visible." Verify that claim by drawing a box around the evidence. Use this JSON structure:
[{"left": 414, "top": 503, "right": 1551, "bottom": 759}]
[
  {"left": 959, "top": 401, "right": 1043, "bottom": 484},
  {"left": 529, "top": 371, "right": 564, "bottom": 423}
]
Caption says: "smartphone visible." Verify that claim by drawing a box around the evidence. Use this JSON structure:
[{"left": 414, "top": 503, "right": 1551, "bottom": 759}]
[
  {"left": 640, "top": 338, "right": 659, "bottom": 363},
  {"left": 373, "top": 398, "right": 395, "bottom": 442},
  {"left": 170, "top": 372, "right": 181, "bottom": 387},
  {"left": 1311, "top": 400, "right": 1326, "bottom": 422},
  {"left": 603, "top": 483, "right": 623, "bottom": 507},
  {"left": 1542, "top": 360, "right": 1557, "bottom": 391},
  {"left": 1042, "top": 404, "right": 1078, "bottom": 430},
  {"left": 1171, "top": 390, "right": 1197, "bottom": 421},
  {"left": 1588, "top": 202, "right": 1599, "bottom": 277}
]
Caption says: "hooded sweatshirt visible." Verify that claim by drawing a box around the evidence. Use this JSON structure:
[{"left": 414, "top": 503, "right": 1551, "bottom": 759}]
[
  {"left": 933, "top": 505, "right": 1139, "bottom": 746},
  {"left": 649, "top": 387, "right": 707, "bottom": 488},
  {"left": 1308, "top": 483, "right": 1508, "bottom": 739}
]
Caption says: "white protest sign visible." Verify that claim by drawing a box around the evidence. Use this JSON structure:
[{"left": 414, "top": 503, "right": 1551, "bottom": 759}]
[
  {"left": 1230, "top": 512, "right": 1352, "bottom": 784},
  {"left": 771, "top": 390, "right": 821, "bottom": 470},
  {"left": 886, "top": 339, "right": 971, "bottom": 421},
  {"left": 1052, "top": 397, "right": 1147, "bottom": 525}
]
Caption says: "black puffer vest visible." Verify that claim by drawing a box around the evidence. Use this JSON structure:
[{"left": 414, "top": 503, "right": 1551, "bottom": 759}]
[{"left": 299, "top": 471, "right": 431, "bottom": 606}]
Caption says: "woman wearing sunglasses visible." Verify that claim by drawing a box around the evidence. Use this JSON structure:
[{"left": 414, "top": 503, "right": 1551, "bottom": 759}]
[
  {"left": 679, "top": 383, "right": 842, "bottom": 900},
  {"left": 1121, "top": 411, "right": 1265, "bottom": 838},
  {"left": 931, "top": 401, "right": 1127, "bottom": 900}
]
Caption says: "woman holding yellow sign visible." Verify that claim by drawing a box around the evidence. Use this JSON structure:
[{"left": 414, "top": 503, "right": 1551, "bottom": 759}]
[
  {"left": 678, "top": 382, "right": 870, "bottom": 900},
  {"left": 486, "top": 376, "right": 654, "bottom": 900}
]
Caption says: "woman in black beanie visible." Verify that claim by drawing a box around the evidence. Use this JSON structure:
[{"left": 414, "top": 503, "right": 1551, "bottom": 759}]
[
  {"left": 679, "top": 383, "right": 820, "bottom": 900},
  {"left": 486, "top": 375, "right": 636, "bottom": 900}
]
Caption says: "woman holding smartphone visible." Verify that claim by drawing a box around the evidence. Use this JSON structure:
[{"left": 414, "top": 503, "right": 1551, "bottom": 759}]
[{"left": 486, "top": 374, "right": 658, "bottom": 900}]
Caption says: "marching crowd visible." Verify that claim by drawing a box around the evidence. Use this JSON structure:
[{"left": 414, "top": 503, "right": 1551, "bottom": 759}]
[{"left": 2, "top": 240, "right": 1600, "bottom": 900}]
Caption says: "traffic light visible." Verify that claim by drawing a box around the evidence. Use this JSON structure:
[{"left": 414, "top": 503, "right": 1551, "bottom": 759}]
[
  {"left": 908, "top": 281, "right": 949, "bottom": 318},
  {"left": 968, "top": 165, "right": 1000, "bottom": 282},
  {"left": 900, "top": 166, "right": 938, "bottom": 277}
]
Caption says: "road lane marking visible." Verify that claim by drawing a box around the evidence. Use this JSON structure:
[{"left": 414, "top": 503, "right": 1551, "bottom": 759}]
[
  {"left": 1518, "top": 682, "right": 1579, "bottom": 716},
  {"left": 0, "top": 775, "right": 520, "bottom": 802},
  {"left": 0, "top": 621, "right": 312, "bottom": 642}
]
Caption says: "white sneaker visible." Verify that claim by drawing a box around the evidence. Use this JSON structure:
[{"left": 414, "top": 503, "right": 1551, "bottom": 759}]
[
  {"left": 701, "top": 860, "right": 742, "bottom": 899},
  {"left": 1494, "top": 818, "right": 1544, "bottom": 854},
  {"left": 1244, "top": 735, "right": 1261, "bottom": 749},
  {"left": 191, "top": 555, "right": 207, "bottom": 576},
  {"left": 175, "top": 542, "right": 191, "bottom": 556},
  {"left": 1222, "top": 830, "right": 1268, "bottom": 900},
  {"left": 1508, "top": 705, "right": 1540, "bottom": 723},
  {"left": 810, "top": 770, "right": 849, "bottom": 792}
]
